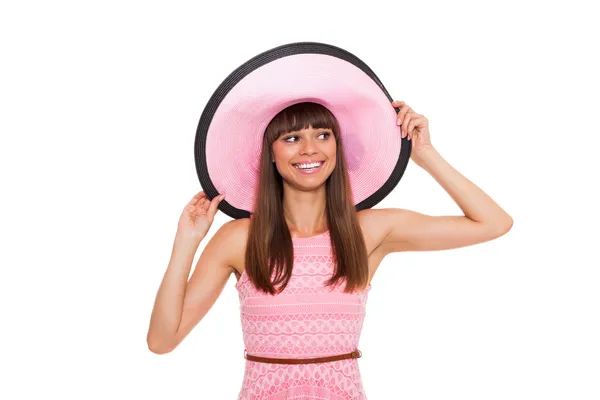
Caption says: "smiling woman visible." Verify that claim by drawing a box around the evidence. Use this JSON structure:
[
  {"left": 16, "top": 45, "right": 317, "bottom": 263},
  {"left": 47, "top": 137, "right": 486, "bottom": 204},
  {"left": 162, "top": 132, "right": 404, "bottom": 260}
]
[
  {"left": 249, "top": 101, "right": 367, "bottom": 294},
  {"left": 232, "top": 100, "right": 376, "bottom": 399},
  {"left": 145, "top": 39, "right": 518, "bottom": 400},
  {"left": 245, "top": 102, "right": 368, "bottom": 294},
  {"left": 159, "top": 42, "right": 413, "bottom": 399}
]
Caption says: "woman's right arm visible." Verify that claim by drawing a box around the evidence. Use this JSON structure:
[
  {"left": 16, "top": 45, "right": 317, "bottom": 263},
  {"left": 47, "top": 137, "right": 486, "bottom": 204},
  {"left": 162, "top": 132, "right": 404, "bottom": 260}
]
[
  {"left": 146, "top": 221, "right": 238, "bottom": 354},
  {"left": 146, "top": 190, "right": 231, "bottom": 354}
]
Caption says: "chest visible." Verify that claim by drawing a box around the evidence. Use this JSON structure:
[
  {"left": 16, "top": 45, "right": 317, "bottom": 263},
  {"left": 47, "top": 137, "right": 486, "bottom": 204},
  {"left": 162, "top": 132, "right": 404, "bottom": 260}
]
[{"left": 232, "top": 229, "right": 387, "bottom": 287}]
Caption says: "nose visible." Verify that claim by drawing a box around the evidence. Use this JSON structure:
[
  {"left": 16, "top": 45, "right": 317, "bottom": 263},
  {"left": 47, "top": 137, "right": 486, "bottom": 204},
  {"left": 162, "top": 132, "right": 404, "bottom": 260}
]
[{"left": 300, "top": 137, "right": 318, "bottom": 155}]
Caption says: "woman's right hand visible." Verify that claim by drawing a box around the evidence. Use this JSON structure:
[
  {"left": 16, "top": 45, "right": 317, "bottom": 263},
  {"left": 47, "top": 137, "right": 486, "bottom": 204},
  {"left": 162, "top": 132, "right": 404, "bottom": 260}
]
[{"left": 177, "top": 191, "right": 225, "bottom": 241}]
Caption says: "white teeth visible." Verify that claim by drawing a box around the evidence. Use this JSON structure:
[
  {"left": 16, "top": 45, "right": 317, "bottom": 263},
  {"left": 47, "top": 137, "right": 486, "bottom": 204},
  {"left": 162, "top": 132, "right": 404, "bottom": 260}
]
[{"left": 294, "top": 162, "right": 322, "bottom": 170}]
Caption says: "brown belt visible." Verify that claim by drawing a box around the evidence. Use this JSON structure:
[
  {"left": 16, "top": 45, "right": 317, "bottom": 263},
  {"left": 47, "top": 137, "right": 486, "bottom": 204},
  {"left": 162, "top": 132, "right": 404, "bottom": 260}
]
[{"left": 244, "top": 349, "right": 362, "bottom": 364}]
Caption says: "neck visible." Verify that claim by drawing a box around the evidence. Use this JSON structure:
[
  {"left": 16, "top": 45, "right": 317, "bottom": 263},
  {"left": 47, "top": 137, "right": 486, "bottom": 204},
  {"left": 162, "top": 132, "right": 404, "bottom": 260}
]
[{"left": 282, "top": 187, "right": 328, "bottom": 235}]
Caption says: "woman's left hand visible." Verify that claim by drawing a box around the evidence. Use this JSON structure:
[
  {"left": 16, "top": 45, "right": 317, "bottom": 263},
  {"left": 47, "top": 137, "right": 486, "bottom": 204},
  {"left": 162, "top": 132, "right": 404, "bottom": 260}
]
[{"left": 392, "top": 100, "right": 433, "bottom": 168}]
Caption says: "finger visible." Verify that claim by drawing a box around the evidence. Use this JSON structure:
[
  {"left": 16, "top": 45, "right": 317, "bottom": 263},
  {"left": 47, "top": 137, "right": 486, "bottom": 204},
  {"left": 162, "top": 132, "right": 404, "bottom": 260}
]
[
  {"left": 408, "top": 116, "right": 425, "bottom": 140},
  {"left": 394, "top": 101, "right": 407, "bottom": 122},
  {"left": 208, "top": 193, "right": 225, "bottom": 216},
  {"left": 402, "top": 111, "right": 416, "bottom": 137},
  {"left": 189, "top": 191, "right": 205, "bottom": 206},
  {"left": 402, "top": 113, "right": 412, "bottom": 139},
  {"left": 408, "top": 116, "right": 422, "bottom": 140},
  {"left": 398, "top": 106, "right": 413, "bottom": 132}
]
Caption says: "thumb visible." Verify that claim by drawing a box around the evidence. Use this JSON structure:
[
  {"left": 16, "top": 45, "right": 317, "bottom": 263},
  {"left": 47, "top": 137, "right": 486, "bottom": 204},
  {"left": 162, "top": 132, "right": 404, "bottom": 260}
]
[{"left": 209, "top": 194, "right": 225, "bottom": 215}]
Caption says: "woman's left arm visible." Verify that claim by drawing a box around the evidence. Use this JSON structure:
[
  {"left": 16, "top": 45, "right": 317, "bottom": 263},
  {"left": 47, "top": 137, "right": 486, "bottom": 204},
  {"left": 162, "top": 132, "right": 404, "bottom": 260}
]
[
  {"left": 411, "top": 145, "right": 513, "bottom": 228},
  {"left": 367, "top": 101, "right": 513, "bottom": 255},
  {"left": 394, "top": 99, "right": 513, "bottom": 229}
]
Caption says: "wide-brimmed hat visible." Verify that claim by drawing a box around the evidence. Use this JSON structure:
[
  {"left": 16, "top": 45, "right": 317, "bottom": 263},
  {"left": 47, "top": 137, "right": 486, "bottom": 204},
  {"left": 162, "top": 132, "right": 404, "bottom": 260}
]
[{"left": 194, "top": 42, "right": 411, "bottom": 219}]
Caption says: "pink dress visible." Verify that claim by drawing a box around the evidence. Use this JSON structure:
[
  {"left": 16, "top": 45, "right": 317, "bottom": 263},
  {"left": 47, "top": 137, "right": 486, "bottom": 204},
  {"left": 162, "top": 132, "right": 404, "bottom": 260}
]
[{"left": 235, "top": 230, "right": 372, "bottom": 399}]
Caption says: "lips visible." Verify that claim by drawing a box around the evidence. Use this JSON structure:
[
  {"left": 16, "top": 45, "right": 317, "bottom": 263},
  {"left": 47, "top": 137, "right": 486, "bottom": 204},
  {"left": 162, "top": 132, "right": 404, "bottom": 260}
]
[
  {"left": 292, "top": 161, "right": 324, "bottom": 167},
  {"left": 293, "top": 161, "right": 325, "bottom": 174}
]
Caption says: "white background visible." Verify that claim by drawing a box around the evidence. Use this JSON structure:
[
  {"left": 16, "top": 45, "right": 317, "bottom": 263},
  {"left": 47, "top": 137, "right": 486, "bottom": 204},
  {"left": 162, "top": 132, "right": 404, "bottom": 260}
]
[{"left": 1, "top": 0, "right": 598, "bottom": 399}]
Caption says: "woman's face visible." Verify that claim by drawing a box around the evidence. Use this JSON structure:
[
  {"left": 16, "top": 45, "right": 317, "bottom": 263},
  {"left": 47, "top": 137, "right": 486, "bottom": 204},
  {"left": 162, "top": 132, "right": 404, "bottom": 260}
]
[{"left": 271, "top": 125, "right": 337, "bottom": 188}]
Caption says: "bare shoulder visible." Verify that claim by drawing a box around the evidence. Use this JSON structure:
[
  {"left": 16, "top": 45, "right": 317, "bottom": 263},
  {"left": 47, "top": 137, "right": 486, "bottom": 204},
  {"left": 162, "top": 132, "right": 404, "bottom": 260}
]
[
  {"left": 357, "top": 207, "right": 508, "bottom": 254},
  {"left": 215, "top": 217, "right": 250, "bottom": 277}
]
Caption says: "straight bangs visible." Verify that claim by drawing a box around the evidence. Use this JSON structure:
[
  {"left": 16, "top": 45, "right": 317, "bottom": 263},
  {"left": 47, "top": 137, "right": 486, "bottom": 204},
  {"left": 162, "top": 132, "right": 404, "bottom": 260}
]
[{"left": 265, "top": 102, "right": 339, "bottom": 143}]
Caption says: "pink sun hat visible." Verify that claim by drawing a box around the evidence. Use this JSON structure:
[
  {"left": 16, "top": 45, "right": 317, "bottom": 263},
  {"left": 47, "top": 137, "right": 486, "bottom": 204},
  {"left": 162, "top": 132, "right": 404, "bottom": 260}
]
[{"left": 194, "top": 42, "right": 411, "bottom": 219}]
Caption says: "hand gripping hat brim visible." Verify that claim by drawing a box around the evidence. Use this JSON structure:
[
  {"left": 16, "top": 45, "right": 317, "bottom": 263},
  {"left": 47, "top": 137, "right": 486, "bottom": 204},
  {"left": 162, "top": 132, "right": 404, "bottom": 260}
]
[{"left": 194, "top": 42, "right": 411, "bottom": 219}]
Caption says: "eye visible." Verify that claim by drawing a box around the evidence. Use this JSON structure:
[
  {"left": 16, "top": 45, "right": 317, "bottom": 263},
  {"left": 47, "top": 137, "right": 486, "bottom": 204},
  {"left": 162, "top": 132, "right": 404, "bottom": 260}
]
[{"left": 284, "top": 131, "right": 331, "bottom": 143}]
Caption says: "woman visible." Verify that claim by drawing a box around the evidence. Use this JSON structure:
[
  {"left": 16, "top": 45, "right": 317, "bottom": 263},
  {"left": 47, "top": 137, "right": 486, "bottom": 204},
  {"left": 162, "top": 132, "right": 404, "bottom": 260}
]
[{"left": 147, "top": 100, "right": 513, "bottom": 399}]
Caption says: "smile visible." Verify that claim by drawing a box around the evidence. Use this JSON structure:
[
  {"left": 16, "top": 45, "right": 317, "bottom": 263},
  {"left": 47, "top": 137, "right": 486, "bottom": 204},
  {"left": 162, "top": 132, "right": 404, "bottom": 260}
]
[{"left": 293, "top": 161, "right": 324, "bottom": 174}]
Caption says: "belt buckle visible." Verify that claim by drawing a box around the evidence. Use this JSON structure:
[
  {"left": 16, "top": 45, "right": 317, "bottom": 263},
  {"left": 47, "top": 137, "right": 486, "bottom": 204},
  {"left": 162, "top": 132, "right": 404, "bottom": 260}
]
[
  {"left": 351, "top": 350, "right": 362, "bottom": 359},
  {"left": 244, "top": 349, "right": 247, "bottom": 359}
]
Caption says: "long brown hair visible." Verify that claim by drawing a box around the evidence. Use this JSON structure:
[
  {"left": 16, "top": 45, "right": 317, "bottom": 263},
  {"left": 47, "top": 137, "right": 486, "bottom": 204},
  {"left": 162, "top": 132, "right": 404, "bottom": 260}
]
[{"left": 244, "top": 102, "right": 369, "bottom": 295}]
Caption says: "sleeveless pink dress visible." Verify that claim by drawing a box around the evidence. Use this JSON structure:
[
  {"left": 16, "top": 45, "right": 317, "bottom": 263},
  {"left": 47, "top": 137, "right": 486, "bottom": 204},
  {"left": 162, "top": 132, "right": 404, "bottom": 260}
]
[{"left": 235, "top": 230, "right": 372, "bottom": 399}]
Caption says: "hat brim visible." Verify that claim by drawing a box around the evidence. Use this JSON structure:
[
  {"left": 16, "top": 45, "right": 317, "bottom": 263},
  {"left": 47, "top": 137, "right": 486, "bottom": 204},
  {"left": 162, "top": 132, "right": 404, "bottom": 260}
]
[{"left": 195, "top": 42, "right": 411, "bottom": 219}]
